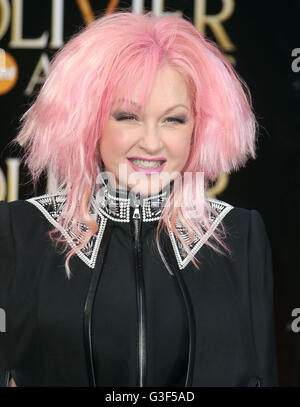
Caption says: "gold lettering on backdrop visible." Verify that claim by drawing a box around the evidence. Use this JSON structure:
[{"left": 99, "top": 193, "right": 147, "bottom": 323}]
[
  {"left": 0, "top": 167, "right": 7, "bottom": 201},
  {"left": 75, "top": 0, "right": 122, "bottom": 25},
  {"left": 46, "top": 168, "right": 59, "bottom": 194},
  {"left": 131, "top": 0, "right": 182, "bottom": 16},
  {"left": 9, "top": 0, "right": 48, "bottom": 48},
  {"left": 105, "top": 0, "right": 120, "bottom": 15},
  {"left": 6, "top": 158, "right": 20, "bottom": 202},
  {"left": 132, "top": 0, "right": 144, "bottom": 15},
  {"left": 49, "top": 0, "right": 64, "bottom": 48},
  {"left": 0, "top": 160, "right": 54, "bottom": 201},
  {"left": 150, "top": 0, "right": 165, "bottom": 16},
  {"left": 0, "top": 159, "right": 20, "bottom": 201},
  {"left": 224, "top": 53, "right": 236, "bottom": 65},
  {"left": 206, "top": 172, "right": 229, "bottom": 198},
  {"left": 194, "top": 0, "right": 236, "bottom": 52},
  {"left": 0, "top": 308, "right": 6, "bottom": 333},
  {"left": 24, "top": 52, "right": 50, "bottom": 96},
  {"left": 76, "top": 0, "right": 95, "bottom": 24},
  {"left": 0, "top": 0, "right": 10, "bottom": 40}
]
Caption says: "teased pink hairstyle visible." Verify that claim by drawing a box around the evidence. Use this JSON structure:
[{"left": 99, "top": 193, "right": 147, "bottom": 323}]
[{"left": 14, "top": 9, "right": 257, "bottom": 278}]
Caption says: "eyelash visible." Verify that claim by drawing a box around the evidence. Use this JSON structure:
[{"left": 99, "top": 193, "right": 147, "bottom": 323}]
[{"left": 115, "top": 114, "right": 186, "bottom": 124}]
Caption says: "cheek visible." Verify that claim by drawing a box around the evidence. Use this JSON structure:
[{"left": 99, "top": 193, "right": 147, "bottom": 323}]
[
  {"left": 100, "top": 129, "right": 131, "bottom": 159},
  {"left": 168, "top": 132, "right": 192, "bottom": 161}
]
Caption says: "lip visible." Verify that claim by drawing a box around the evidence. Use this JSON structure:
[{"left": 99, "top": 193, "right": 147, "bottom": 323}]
[
  {"left": 128, "top": 156, "right": 166, "bottom": 162},
  {"left": 127, "top": 157, "right": 167, "bottom": 174}
]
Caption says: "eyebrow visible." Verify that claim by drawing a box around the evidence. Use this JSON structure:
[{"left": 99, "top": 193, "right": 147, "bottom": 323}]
[{"left": 115, "top": 98, "right": 189, "bottom": 114}]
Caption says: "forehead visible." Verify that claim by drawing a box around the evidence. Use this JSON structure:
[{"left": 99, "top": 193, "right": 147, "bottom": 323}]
[{"left": 112, "top": 66, "right": 192, "bottom": 109}]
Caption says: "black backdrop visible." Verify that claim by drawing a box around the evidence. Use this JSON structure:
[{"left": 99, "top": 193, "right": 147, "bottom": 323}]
[{"left": 0, "top": 0, "right": 299, "bottom": 386}]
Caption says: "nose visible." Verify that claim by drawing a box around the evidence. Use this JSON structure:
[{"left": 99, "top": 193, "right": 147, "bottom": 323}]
[{"left": 138, "top": 126, "right": 163, "bottom": 153}]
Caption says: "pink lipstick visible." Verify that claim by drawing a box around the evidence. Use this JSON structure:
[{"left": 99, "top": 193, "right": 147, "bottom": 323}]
[{"left": 127, "top": 157, "right": 166, "bottom": 174}]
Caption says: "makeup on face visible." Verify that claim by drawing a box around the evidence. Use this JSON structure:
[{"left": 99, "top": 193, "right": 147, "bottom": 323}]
[{"left": 99, "top": 65, "right": 194, "bottom": 196}]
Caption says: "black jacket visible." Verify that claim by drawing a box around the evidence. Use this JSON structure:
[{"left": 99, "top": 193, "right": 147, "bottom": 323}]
[{"left": 0, "top": 185, "right": 278, "bottom": 387}]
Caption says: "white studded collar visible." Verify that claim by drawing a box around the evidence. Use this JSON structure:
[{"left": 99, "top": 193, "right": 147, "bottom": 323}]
[
  {"left": 26, "top": 191, "right": 234, "bottom": 271},
  {"left": 167, "top": 198, "right": 234, "bottom": 270},
  {"left": 96, "top": 185, "right": 169, "bottom": 223}
]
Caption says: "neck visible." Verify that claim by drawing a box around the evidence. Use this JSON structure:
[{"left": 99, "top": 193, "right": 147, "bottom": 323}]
[
  {"left": 94, "top": 178, "right": 174, "bottom": 223},
  {"left": 104, "top": 179, "right": 174, "bottom": 202}
]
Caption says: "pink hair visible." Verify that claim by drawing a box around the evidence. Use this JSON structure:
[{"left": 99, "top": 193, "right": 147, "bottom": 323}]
[{"left": 13, "top": 9, "right": 257, "bottom": 278}]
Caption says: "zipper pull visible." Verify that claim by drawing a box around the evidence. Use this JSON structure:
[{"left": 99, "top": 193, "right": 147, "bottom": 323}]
[{"left": 132, "top": 193, "right": 141, "bottom": 220}]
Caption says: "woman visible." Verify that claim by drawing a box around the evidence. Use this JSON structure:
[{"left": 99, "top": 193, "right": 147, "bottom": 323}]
[{"left": 0, "top": 10, "right": 278, "bottom": 387}]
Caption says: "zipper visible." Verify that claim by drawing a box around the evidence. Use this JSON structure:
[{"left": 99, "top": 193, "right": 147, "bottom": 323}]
[{"left": 132, "top": 193, "right": 147, "bottom": 387}]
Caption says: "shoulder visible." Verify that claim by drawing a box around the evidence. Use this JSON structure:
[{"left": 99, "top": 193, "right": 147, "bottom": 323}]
[
  {"left": 0, "top": 198, "right": 46, "bottom": 230},
  {"left": 207, "top": 197, "right": 267, "bottom": 237},
  {"left": 208, "top": 198, "right": 269, "bottom": 255},
  {"left": 172, "top": 197, "right": 268, "bottom": 270},
  {"left": 0, "top": 192, "right": 65, "bottom": 216},
  {"left": 0, "top": 192, "right": 66, "bottom": 239},
  {"left": 0, "top": 198, "right": 42, "bottom": 220},
  {"left": 204, "top": 199, "right": 273, "bottom": 299}
]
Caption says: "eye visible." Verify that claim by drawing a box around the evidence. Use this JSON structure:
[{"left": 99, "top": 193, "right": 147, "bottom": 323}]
[
  {"left": 115, "top": 114, "right": 137, "bottom": 121},
  {"left": 165, "top": 117, "right": 186, "bottom": 124},
  {"left": 113, "top": 112, "right": 187, "bottom": 124}
]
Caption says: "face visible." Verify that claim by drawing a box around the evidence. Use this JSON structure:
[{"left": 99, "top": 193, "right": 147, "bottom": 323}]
[{"left": 99, "top": 65, "right": 194, "bottom": 196}]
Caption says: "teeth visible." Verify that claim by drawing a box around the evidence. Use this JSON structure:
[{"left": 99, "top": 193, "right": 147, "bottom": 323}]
[{"left": 130, "top": 159, "right": 164, "bottom": 168}]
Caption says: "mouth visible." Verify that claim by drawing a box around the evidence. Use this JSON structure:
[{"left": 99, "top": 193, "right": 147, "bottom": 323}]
[
  {"left": 128, "top": 158, "right": 166, "bottom": 168},
  {"left": 127, "top": 157, "right": 167, "bottom": 173}
]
